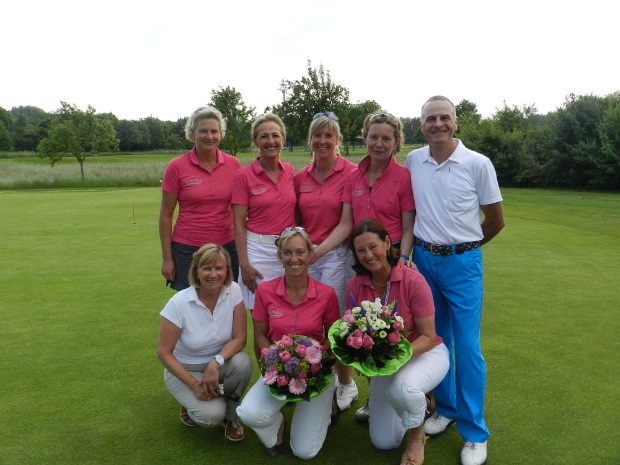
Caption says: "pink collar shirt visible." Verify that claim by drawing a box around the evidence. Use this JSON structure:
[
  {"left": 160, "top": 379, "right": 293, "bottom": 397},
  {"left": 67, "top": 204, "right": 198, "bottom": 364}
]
[
  {"left": 294, "top": 155, "right": 357, "bottom": 244},
  {"left": 232, "top": 158, "right": 296, "bottom": 235},
  {"left": 341, "top": 156, "right": 415, "bottom": 242},
  {"left": 252, "top": 276, "right": 340, "bottom": 344}
]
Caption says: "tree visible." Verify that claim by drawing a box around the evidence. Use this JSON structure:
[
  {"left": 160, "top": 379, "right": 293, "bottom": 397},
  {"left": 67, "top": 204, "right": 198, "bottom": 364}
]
[
  {"left": 401, "top": 116, "right": 421, "bottom": 144},
  {"left": 37, "top": 102, "right": 119, "bottom": 180},
  {"left": 455, "top": 99, "right": 482, "bottom": 125},
  {"left": 269, "top": 60, "right": 350, "bottom": 151},
  {"left": 10, "top": 105, "right": 51, "bottom": 151},
  {"left": 209, "top": 86, "right": 255, "bottom": 155},
  {"left": 340, "top": 100, "right": 382, "bottom": 153}
]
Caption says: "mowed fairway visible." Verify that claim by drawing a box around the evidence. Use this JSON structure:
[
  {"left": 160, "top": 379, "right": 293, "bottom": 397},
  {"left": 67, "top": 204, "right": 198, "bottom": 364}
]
[{"left": 1, "top": 187, "right": 618, "bottom": 465}]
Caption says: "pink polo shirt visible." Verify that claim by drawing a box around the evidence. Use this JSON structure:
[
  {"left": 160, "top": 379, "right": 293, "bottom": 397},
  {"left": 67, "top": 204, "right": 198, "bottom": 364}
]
[
  {"left": 345, "top": 264, "right": 442, "bottom": 346},
  {"left": 294, "top": 155, "right": 357, "bottom": 244},
  {"left": 162, "top": 147, "right": 241, "bottom": 246},
  {"left": 253, "top": 276, "right": 340, "bottom": 343},
  {"left": 231, "top": 158, "right": 296, "bottom": 235},
  {"left": 341, "top": 156, "right": 415, "bottom": 242}
]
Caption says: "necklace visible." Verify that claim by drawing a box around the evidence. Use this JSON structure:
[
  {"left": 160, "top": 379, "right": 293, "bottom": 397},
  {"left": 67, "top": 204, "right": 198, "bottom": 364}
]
[{"left": 371, "top": 278, "right": 387, "bottom": 288}]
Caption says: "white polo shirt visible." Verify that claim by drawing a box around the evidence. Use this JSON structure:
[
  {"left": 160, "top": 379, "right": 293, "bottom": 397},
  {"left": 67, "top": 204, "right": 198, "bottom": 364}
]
[
  {"left": 406, "top": 140, "right": 502, "bottom": 245},
  {"left": 160, "top": 283, "right": 244, "bottom": 364}
]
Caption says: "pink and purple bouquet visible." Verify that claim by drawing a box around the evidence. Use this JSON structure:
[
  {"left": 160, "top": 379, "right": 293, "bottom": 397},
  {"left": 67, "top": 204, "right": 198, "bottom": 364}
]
[
  {"left": 259, "top": 334, "right": 335, "bottom": 402},
  {"left": 327, "top": 298, "right": 411, "bottom": 377}
]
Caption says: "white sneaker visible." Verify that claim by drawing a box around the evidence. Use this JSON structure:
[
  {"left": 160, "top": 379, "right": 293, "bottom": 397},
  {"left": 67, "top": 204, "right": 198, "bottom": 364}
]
[
  {"left": 461, "top": 440, "right": 487, "bottom": 465},
  {"left": 335, "top": 382, "right": 358, "bottom": 411},
  {"left": 354, "top": 398, "right": 369, "bottom": 422},
  {"left": 424, "top": 412, "right": 455, "bottom": 437}
]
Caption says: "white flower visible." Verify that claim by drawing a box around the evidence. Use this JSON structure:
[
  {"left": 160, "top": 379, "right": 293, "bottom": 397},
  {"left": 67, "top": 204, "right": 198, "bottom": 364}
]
[
  {"left": 340, "top": 330, "right": 349, "bottom": 338},
  {"left": 339, "top": 322, "right": 350, "bottom": 331},
  {"left": 379, "top": 330, "right": 387, "bottom": 338},
  {"left": 352, "top": 307, "right": 361, "bottom": 316},
  {"left": 361, "top": 301, "right": 372, "bottom": 311}
]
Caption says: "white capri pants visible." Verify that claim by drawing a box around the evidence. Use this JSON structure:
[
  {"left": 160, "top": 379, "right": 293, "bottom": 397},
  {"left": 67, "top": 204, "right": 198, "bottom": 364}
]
[
  {"left": 238, "top": 237, "right": 285, "bottom": 310},
  {"left": 369, "top": 343, "right": 449, "bottom": 450},
  {"left": 309, "top": 244, "right": 355, "bottom": 316},
  {"left": 236, "top": 376, "right": 336, "bottom": 459}
]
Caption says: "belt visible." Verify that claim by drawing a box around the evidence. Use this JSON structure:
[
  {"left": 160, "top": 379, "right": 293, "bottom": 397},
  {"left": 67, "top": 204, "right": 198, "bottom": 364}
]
[
  {"left": 246, "top": 230, "right": 279, "bottom": 245},
  {"left": 414, "top": 236, "right": 481, "bottom": 256}
]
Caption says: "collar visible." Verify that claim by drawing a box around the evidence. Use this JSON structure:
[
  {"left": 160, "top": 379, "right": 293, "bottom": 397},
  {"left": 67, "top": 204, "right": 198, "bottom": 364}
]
[
  {"left": 422, "top": 139, "right": 463, "bottom": 166},
  {"left": 186, "top": 283, "right": 231, "bottom": 306},
  {"left": 189, "top": 147, "right": 225, "bottom": 168},
  {"left": 358, "top": 263, "right": 404, "bottom": 289},
  {"left": 274, "top": 275, "right": 318, "bottom": 302},
  {"left": 251, "top": 156, "right": 286, "bottom": 176},
  {"left": 357, "top": 155, "right": 396, "bottom": 175}
]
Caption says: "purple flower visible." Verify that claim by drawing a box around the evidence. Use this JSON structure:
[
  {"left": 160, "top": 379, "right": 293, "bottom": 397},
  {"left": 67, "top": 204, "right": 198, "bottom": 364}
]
[
  {"left": 284, "top": 357, "right": 301, "bottom": 375},
  {"left": 295, "top": 338, "right": 314, "bottom": 348},
  {"left": 263, "top": 347, "right": 280, "bottom": 366}
]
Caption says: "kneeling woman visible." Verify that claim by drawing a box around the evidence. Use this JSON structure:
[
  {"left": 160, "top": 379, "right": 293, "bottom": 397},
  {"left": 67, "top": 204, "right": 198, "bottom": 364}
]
[
  {"left": 157, "top": 244, "right": 252, "bottom": 441},
  {"left": 237, "top": 228, "right": 340, "bottom": 459},
  {"left": 346, "top": 219, "right": 449, "bottom": 465}
]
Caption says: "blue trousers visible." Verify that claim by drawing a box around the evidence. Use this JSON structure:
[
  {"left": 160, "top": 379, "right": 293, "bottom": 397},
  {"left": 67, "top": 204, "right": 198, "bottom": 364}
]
[{"left": 413, "top": 245, "right": 490, "bottom": 442}]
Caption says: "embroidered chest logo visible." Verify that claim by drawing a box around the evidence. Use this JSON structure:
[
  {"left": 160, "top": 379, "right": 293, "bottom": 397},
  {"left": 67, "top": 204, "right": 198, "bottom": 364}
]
[
  {"left": 251, "top": 184, "right": 268, "bottom": 195},
  {"left": 299, "top": 183, "right": 316, "bottom": 193},
  {"left": 352, "top": 187, "right": 364, "bottom": 197},
  {"left": 267, "top": 305, "right": 283, "bottom": 318},
  {"left": 184, "top": 176, "right": 203, "bottom": 186}
]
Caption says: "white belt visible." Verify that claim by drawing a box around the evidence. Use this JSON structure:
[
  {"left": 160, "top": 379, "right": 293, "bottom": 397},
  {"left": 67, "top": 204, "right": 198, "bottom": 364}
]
[{"left": 246, "top": 230, "right": 278, "bottom": 245}]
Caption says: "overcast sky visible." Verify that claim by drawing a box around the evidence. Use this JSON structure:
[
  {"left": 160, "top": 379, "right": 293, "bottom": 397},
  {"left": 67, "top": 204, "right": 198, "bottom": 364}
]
[{"left": 2, "top": 0, "right": 618, "bottom": 122}]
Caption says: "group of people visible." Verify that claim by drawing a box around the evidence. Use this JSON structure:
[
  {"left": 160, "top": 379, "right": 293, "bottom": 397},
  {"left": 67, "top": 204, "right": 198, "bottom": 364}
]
[{"left": 156, "top": 96, "right": 505, "bottom": 465}]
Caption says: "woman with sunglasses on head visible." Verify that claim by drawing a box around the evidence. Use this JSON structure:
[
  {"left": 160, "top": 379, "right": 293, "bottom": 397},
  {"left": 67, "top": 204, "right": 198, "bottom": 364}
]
[
  {"left": 312, "top": 111, "right": 416, "bottom": 420},
  {"left": 157, "top": 244, "right": 252, "bottom": 441},
  {"left": 232, "top": 113, "right": 296, "bottom": 310},
  {"left": 236, "top": 228, "right": 340, "bottom": 459},
  {"left": 294, "top": 111, "right": 358, "bottom": 413},
  {"left": 160, "top": 106, "right": 241, "bottom": 291},
  {"left": 347, "top": 218, "right": 448, "bottom": 465}
]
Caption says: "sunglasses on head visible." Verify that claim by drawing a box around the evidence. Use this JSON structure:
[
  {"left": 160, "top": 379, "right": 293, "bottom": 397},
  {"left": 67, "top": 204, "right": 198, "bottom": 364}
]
[
  {"left": 313, "top": 112, "right": 339, "bottom": 121},
  {"left": 275, "top": 226, "right": 308, "bottom": 246},
  {"left": 369, "top": 112, "right": 395, "bottom": 121}
]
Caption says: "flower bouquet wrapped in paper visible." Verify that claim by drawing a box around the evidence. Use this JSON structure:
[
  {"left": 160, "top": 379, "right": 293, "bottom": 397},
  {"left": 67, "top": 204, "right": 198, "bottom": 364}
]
[
  {"left": 327, "top": 297, "right": 412, "bottom": 377},
  {"left": 260, "top": 334, "right": 335, "bottom": 402}
]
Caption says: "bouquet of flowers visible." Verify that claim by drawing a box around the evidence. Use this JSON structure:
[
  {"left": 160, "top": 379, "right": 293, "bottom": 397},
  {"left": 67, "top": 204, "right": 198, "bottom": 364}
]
[
  {"left": 260, "top": 334, "right": 335, "bottom": 402},
  {"left": 327, "top": 297, "right": 412, "bottom": 377}
]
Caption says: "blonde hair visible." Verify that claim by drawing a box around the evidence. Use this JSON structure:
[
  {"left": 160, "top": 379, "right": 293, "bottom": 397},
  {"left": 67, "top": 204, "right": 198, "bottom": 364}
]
[
  {"left": 188, "top": 244, "right": 233, "bottom": 288},
  {"left": 362, "top": 112, "right": 405, "bottom": 154},
  {"left": 251, "top": 113, "right": 286, "bottom": 143},
  {"left": 277, "top": 228, "right": 313, "bottom": 257},
  {"left": 185, "top": 106, "right": 226, "bottom": 142},
  {"left": 307, "top": 114, "right": 341, "bottom": 154}
]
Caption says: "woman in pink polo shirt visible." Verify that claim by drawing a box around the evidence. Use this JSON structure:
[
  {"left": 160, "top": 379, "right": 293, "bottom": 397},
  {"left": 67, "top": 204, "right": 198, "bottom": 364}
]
[
  {"left": 232, "top": 113, "right": 296, "bottom": 310},
  {"left": 160, "top": 106, "right": 241, "bottom": 291},
  {"left": 236, "top": 228, "right": 339, "bottom": 459},
  {"left": 312, "top": 111, "right": 416, "bottom": 420},
  {"left": 346, "top": 218, "right": 448, "bottom": 465}
]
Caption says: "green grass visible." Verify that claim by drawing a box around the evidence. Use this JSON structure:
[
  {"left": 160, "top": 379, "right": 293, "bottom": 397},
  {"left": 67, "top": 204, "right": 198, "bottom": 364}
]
[
  {"left": 0, "top": 188, "right": 618, "bottom": 464},
  {"left": 0, "top": 146, "right": 418, "bottom": 190}
]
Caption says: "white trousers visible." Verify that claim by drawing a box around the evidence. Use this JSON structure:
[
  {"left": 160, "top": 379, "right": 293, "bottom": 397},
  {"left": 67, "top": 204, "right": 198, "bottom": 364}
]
[
  {"left": 238, "top": 238, "right": 284, "bottom": 310},
  {"left": 236, "top": 376, "right": 335, "bottom": 459},
  {"left": 309, "top": 245, "right": 355, "bottom": 316},
  {"left": 369, "top": 343, "right": 450, "bottom": 450}
]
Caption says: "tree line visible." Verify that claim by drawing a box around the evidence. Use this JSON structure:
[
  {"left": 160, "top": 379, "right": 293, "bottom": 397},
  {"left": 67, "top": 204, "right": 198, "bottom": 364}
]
[{"left": 0, "top": 61, "right": 618, "bottom": 190}]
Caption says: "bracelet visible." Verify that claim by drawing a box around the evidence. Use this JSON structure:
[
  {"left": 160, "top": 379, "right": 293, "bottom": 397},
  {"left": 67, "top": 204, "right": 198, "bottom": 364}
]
[{"left": 400, "top": 254, "right": 409, "bottom": 260}]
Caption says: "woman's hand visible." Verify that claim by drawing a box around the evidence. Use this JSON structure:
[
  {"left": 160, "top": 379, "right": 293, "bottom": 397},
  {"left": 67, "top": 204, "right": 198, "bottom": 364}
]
[
  {"left": 196, "top": 360, "right": 221, "bottom": 400},
  {"left": 161, "top": 257, "right": 175, "bottom": 282},
  {"left": 241, "top": 263, "right": 264, "bottom": 293}
]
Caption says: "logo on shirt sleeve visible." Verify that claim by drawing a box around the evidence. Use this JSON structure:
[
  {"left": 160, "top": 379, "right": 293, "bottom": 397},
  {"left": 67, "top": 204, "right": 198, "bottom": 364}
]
[
  {"left": 251, "top": 184, "right": 268, "bottom": 195},
  {"left": 184, "top": 176, "right": 203, "bottom": 186},
  {"left": 267, "top": 305, "right": 283, "bottom": 318}
]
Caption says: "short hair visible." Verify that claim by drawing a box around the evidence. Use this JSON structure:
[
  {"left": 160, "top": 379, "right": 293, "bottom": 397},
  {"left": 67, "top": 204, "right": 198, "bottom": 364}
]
[
  {"left": 349, "top": 218, "right": 399, "bottom": 277},
  {"left": 421, "top": 95, "right": 456, "bottom": 121},
  {"left": 185, "top": 106, "right": 227, "bottom": 142},
  {"left": 277, "top": 228, "right": 313, "bottom": 258},
  {"left": 307, "top": 114, "right": 341, "bottom": 154},
  {"left": 251, "top": 113, "right": 286, "bottom": 143},
  {"left": 188, "top": 243, "right": 233, "bottom": 288},
  {"left": 361, "top": 112, "right": 405, "bottom": 154}
]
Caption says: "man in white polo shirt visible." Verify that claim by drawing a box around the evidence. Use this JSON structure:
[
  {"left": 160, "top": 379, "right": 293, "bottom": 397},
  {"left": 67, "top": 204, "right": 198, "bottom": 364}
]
[{"left": 405, "top": 95, "right": 505, "bottom": 465}]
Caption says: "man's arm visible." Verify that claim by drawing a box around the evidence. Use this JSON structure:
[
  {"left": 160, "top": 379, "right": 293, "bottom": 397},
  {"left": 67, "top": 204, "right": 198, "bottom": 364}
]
[{"left": 480, "top": 201, "right": 505, "bottom": 245}]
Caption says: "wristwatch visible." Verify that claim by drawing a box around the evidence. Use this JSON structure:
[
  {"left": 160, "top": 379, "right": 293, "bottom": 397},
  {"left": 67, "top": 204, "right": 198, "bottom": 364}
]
[{"left": 214, "top": 354, "right": 224, "bottom": 367}]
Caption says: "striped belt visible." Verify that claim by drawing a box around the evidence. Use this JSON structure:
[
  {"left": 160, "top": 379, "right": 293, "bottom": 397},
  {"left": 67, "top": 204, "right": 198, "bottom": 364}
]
[
  {"left": 414, "top": 236, "right": 481, "bottom": 256},
  {"left": 246, "top": 230, "right": 279, "bottom": 245}
]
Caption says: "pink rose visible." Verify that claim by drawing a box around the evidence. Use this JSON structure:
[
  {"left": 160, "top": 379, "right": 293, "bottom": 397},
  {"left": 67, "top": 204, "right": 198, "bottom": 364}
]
[
  {"left": 347, "top": 336, "right": 363, "bottom": 349},
  {"left": 343, "top": 313, "right": 355, "bottom": 324},
  {"left": 260, "top": 347, "right": 270, "bottom": 358},
  {"left": 310, "top": 363, "right": 321, "bottom": 374},
  {"left": 392, "top": 321, "right": 403, "bottom": 331},
  {"left": 298, "top": 371, "right": 307, "bottom": 379},
  {"left": 362, "top": 334, "right": 374, "bottom": 349},
  {"left": 387, "top": 331, "right": 401, "bottom": 345},
  {"left": 279, "top": 350, "right": 291, "bottom": 362},
  {"left": 279, "top": 335, "right": 293, "bottom": 348},
  {"left": 295, "top": 345, "right": 307, "bottom": 357},
  {"left": 353, "top": 329, "right": 363, "bottom": 339},
  {"left": 277, "top": 375, "right": 289, "bottom": 386}
]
